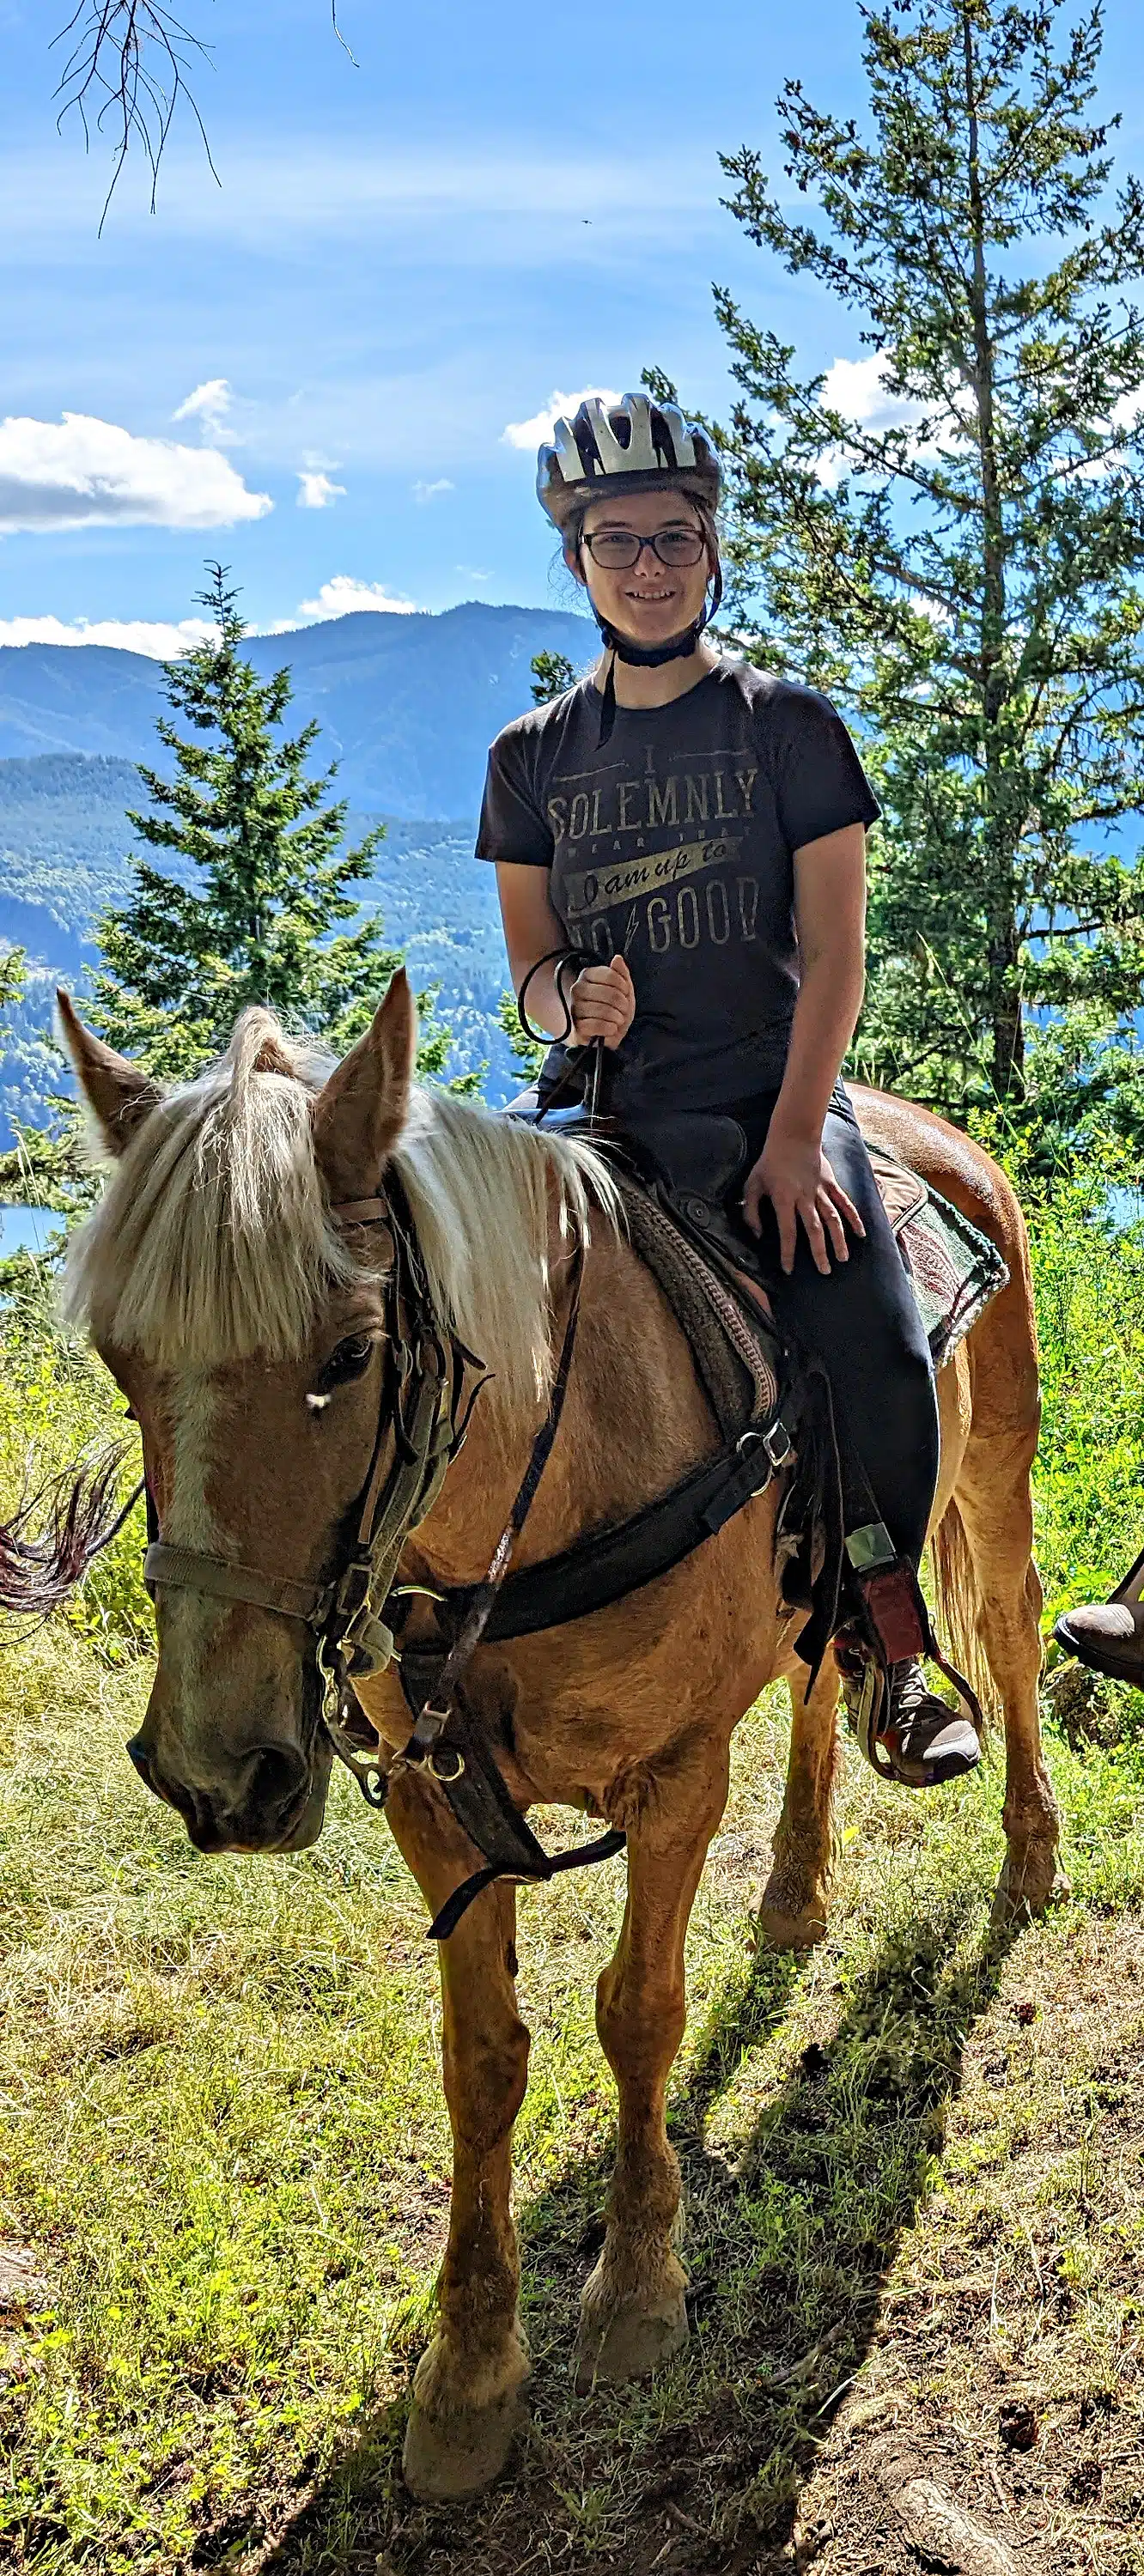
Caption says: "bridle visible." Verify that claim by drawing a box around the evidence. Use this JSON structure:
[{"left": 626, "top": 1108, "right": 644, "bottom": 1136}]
[
  {"left": 137, "top": 1172, "right": 618, "bottom": 1933},
  {"left": 141, "top": 1173, "right": 492, "bottom": 1793}
]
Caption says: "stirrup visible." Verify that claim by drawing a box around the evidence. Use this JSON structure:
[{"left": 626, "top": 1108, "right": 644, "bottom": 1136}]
[{"left": 837, "top": 1552, "right": 984, "bottom": 1785}]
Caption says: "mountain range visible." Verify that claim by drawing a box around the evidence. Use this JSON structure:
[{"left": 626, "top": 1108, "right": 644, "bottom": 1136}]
[
  {"left": 0, "top": 600, "right": 594, "bottom": 815},
  {"left": 0, "top": 602, "right": 597, "bottom": 1139}
]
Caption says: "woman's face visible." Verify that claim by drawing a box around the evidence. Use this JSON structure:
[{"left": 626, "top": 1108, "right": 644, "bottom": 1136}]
[{"left": 572, "top": 489, "right": 710, "bottom": 646}]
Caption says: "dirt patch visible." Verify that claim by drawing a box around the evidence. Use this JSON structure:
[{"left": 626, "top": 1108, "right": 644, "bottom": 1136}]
[{"left": 244, "top": 1912, "right": 1144, "bottom": 2576}]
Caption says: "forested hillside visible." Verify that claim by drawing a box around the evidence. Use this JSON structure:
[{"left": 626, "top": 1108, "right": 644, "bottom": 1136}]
[
  {"left": 0, "top": 602, "right": 593, "bottom": 811},
  {"left": 0, "top": 602, "right": 596, "bottom": 1132}
]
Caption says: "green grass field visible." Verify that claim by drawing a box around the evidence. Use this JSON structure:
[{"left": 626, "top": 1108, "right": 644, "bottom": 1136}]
[{"left": 0, "top": 1171, "right": 1142, "bottom": 2575}]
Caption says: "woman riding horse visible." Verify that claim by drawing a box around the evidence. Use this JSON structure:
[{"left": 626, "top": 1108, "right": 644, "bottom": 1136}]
[{"left": 479, "top": 391, "right": 979, "bottom": 1789}]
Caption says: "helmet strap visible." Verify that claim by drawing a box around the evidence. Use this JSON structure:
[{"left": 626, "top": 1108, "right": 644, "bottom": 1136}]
[{"left": 593, "top": 553, "right": 722, "bottom": 746}]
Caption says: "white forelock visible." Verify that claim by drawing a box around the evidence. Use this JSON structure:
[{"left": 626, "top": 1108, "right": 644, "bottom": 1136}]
[{"left": 62, "top": 1008, "right": 615, "bottom": 1430}]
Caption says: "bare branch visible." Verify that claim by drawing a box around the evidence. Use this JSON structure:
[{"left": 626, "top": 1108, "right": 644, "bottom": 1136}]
[
  {"left": 331, "top": 0, "right": 359, "bottom": 68},
  {"left": 52, "top": 0, "right": 219, "bottom": 229}
]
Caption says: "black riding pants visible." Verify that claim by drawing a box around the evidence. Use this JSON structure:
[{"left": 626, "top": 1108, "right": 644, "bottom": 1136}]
[{"left": 724, "top": 1088, "right": 940, "bottom": 1571}]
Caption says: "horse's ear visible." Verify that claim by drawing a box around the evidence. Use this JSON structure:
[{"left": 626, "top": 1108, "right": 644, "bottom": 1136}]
[
  {"left": 311, "top": 970, "right": 417, "bottom": 1201},
  {"left": 56, "top": 992, "right": 165, "bottom": 1157}
]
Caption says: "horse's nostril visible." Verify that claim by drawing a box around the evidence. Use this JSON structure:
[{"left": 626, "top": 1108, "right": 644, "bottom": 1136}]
[
  {"left": 125, "top": 1733, "right": 155, "bottom": 1789},
  {"left": 246, "top": 1745, "right": 307, "bottom": 1818}
]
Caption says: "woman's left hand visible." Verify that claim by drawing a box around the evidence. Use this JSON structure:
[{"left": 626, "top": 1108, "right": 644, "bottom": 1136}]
[{"left": 742, "top": 1129, "right": 866, "bottom": 1278}]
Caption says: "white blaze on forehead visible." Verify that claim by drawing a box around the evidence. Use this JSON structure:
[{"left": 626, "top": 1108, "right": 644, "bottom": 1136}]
[{"left": 165, "top": 1372, "right": 227, "bottom": 1554}]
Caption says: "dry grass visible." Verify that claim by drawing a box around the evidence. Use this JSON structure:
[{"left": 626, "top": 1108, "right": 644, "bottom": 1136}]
[
  {"left": 1, "top": 1620, "right": 1142, "bottom": 2574},
  {"left": 0, "top": 1176, "right": 1142, "bottom": 2571}
]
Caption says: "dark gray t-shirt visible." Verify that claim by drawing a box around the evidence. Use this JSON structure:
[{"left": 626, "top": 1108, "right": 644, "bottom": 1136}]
[{"left": 477, "top": 655, "right": 879, "bottom": 1111}]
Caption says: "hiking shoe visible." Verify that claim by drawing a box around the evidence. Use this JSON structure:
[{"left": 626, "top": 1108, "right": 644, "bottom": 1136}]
[
  {"left": 1055, "top": 1599, "right": 1144, "bottom": 1688},
  {"left": 841, "top": 1653, "right": 982, "bottom": 1789}
]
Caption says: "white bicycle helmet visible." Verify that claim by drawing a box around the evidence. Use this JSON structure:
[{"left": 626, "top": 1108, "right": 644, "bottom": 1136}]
[{"left": 537, "top": 392, "right": 721, "bottom": 532}]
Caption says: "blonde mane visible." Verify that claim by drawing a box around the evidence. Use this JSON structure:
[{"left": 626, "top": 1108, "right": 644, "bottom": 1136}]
[{"left": 62, "top": 1010, "right": 615, "bottom": 1428}]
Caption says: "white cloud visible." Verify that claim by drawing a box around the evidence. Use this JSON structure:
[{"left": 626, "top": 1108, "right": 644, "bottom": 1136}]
[
  {"left": 295, "top": 575, "right": 418, "bottom": 620},
  {"left": 820, "top": 354, "right": 927, "bottom": 435},
  {"left": 813, "top": 355, "right": 930, "bottom": 491},
  {"left": 0, "top": 614, "right": 215, "bottom": 656},
  {"left": 296, "top": 469, "right": 346, "bottom": 509},
  {"left": 0, "top": 413, "right": 271, "bottom": 533},
  {"left": 413, "top": 477, "right": 454, "bottom": 504},
  {"left": 173, "top": 378, "right": 237, "bottom": 444},
  {"left": 502, "top": 386, "right": 622, "bottom": 450},
  {"left": 1111, "top": 387, "right": 1144, "bottom": 432}
]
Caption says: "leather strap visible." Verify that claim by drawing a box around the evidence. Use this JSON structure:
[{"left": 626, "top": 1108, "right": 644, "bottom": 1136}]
[
  {"left": 144, "top": 1542, "right": 334, "bottom": 1625},
  {"left": 446, "top": 1409, "right": 795, "bottom": 1645}
]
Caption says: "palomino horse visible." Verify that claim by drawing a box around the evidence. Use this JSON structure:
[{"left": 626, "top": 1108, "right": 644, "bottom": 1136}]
[{"left": 43, "top": 974, "right": 1061, "bottom": 2500}]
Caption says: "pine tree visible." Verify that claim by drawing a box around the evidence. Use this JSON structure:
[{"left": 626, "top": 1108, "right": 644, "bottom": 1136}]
[
  {"left": 492, "top": 647, "right": 581, "bottom": 1079},
  {"left": 93, "top": 565, "right": 450, "bottom": 1082},
  {"left": 698, "top": 0, "right": 1144, "bottom": 1139},
  {"left": 530, "top": 649, "right": 576, "bottom": 705}
]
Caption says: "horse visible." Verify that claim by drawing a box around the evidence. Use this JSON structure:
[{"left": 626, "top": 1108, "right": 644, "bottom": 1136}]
[{"left": 26, "top": 973, "right": 1062, "bottom": 2502}]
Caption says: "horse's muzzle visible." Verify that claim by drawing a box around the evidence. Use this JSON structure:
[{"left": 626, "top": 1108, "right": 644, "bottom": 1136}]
[{"left": 125, "top": 1730, "right": 331, "bottom": 1853}]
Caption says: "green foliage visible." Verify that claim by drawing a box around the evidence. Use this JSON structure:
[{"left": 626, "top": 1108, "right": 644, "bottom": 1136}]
[
  {"left": 497, "top": 987, "right": 546, "bottom": 1081},
  {"left": 703, "top": 0, "right": 1144, "bottom": 1142},
  {"left": 91, "top": 566, "right": 451, "bottom": 1084},
  {"left": 0, "top": 944, "right": 25, "bottom": 1012},
  {"left": 1022, "top": 1151, "right": 1144, "bottom": 1631},
  {"left": 0, "top": 1143, "right": 1143, "bottom": 2565},
  {"left": 530, "top": 648, "right": 577, "bottom": 705},
  {"left": 0, "top": 1291, "right": 150, "bottom": 1661}
]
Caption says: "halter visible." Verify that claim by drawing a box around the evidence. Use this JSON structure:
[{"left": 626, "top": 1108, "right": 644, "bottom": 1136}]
[
  {"left": 139, "top": 1173, "right": 484, "bottom": 1782},
  {"left": 139, "top": 1172, "right": 622, "bottom": 1935}
]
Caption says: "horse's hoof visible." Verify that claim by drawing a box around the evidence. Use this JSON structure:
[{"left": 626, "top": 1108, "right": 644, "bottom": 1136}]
[
  {"left": 574, "top": 2288, "right": 689, "bottom": 2391},
  {"left": 401, "top": 2386, "right": 526, "bottom": 2501},
  {"left": 757, "top": 1880, "right": 828, "bottom": 1949},
  {"left": 991, "top": 1842, "right": 1071, "bottom": 1928}
]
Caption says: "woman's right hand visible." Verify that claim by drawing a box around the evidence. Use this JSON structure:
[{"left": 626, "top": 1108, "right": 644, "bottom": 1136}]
[{"left": 569, "top": 955, "right": 636, "bottom": 1051}]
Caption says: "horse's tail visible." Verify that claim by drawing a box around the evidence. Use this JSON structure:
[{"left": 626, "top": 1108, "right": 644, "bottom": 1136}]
[
  {"left": 929, "top": 1497, "right": 997, "bottom": 1735},
  {"left": 0, "top": 1448, "right": 142, "bottom": 1621}
]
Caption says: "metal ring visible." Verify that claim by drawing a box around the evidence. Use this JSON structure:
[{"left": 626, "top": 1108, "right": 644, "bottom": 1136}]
[{"left": 428, "top": 1747, "right": 466, "bottom": 1783}]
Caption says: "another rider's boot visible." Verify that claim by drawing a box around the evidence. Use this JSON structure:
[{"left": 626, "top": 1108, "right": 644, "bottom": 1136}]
[{"left": 1055, "top": 1545, "right": 1144, "bottom": 1688}]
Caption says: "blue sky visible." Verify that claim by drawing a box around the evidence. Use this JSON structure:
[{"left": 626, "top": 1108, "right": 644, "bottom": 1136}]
[{"left": 2, "top": 0, "right": 1142, "bottom": 652}]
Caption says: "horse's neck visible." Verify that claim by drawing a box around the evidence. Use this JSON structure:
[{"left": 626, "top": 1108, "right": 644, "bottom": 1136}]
[{"left": 410, "top": 1210, "right": 715, "bottom": 1590}]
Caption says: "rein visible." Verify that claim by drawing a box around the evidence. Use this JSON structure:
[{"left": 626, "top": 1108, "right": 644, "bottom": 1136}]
[{"left": 141, "top": 1173, "right": 624, "bottom": 1938}]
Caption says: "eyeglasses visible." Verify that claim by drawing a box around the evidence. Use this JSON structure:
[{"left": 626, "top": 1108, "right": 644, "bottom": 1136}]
[{"left": 581, "top": 527, "right": 707, "bottom": 571}]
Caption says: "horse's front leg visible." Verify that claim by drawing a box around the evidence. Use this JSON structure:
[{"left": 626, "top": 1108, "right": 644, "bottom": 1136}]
[
  {"left": 576, "top": 1729, "right": 730, "bottom": 2390},
  {"left": 383, "top": 1769, "right": 531, "bottom": 2501}
]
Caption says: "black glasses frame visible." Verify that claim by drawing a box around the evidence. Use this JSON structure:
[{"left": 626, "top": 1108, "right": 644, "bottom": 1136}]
[{"left": 580, "top": 528, "right": 707, "bottom": 570}]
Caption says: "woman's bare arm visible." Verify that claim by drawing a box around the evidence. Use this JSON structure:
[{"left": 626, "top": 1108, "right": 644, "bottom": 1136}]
[
  {"left": 494, "top": 862, "right": 634, "bottom": 1047},
  {"left": 777, "top": 821, "right": 868, "bottom": 1139},
  {"left": 742, "top": 821, "right": 868, "bottom": 1274}
]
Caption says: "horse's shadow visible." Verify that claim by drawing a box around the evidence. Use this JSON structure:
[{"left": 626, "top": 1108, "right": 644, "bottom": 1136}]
[{"left": 253, "top": 1891, "right": 1019, "bottom": 2573}]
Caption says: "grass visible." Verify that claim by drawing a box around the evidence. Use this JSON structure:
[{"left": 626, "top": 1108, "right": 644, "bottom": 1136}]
[
  {"left": 1, "top": 1627, "right": 1143, "bottom": 2574},
  {"left": 0, "top": 1176, "right": 1142, "bottom": 2573}
]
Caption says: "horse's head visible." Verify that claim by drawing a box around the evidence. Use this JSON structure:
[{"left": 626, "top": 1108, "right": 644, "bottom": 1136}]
[{"left": 59, "top": 977, "right": 419, "bottom": 1856}]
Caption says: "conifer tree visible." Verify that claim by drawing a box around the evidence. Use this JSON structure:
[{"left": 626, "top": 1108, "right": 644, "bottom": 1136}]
[
  {"left": 530, "top": 649, "right": 576, "bottom": 705},
  {"left": 93, "top": 565, "right": 449, "bottom": 1081},
  {"left": 693, "top": 0, "right": 1144, "bottom": 1139},
  {"left": 493, "top": 647, "right": 580, "bottom": 1078}
]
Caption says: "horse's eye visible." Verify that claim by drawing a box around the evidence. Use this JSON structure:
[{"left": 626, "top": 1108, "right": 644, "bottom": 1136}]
[{"left": 313, "top": 1334, "right": 375, "bottom": 1398}]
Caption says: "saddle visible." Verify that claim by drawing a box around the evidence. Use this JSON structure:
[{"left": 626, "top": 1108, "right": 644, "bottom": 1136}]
[{"left": 527, "top": 1099, "right": 1007, "bottom": 1371}]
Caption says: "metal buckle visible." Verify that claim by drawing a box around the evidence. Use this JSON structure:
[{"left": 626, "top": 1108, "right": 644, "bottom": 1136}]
[
  {"left": 735, "top": 1416, "right": 792, "bottom": 1474},
  {"left": 762, "top": 1418, "right": 794, "bottom": 1470},
  {"left": 406, "top": 1704, "right": 451, "bottom": 1762},
  {"left": 334, "top": 1558, "right": 373, "bottom": 1624}
]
